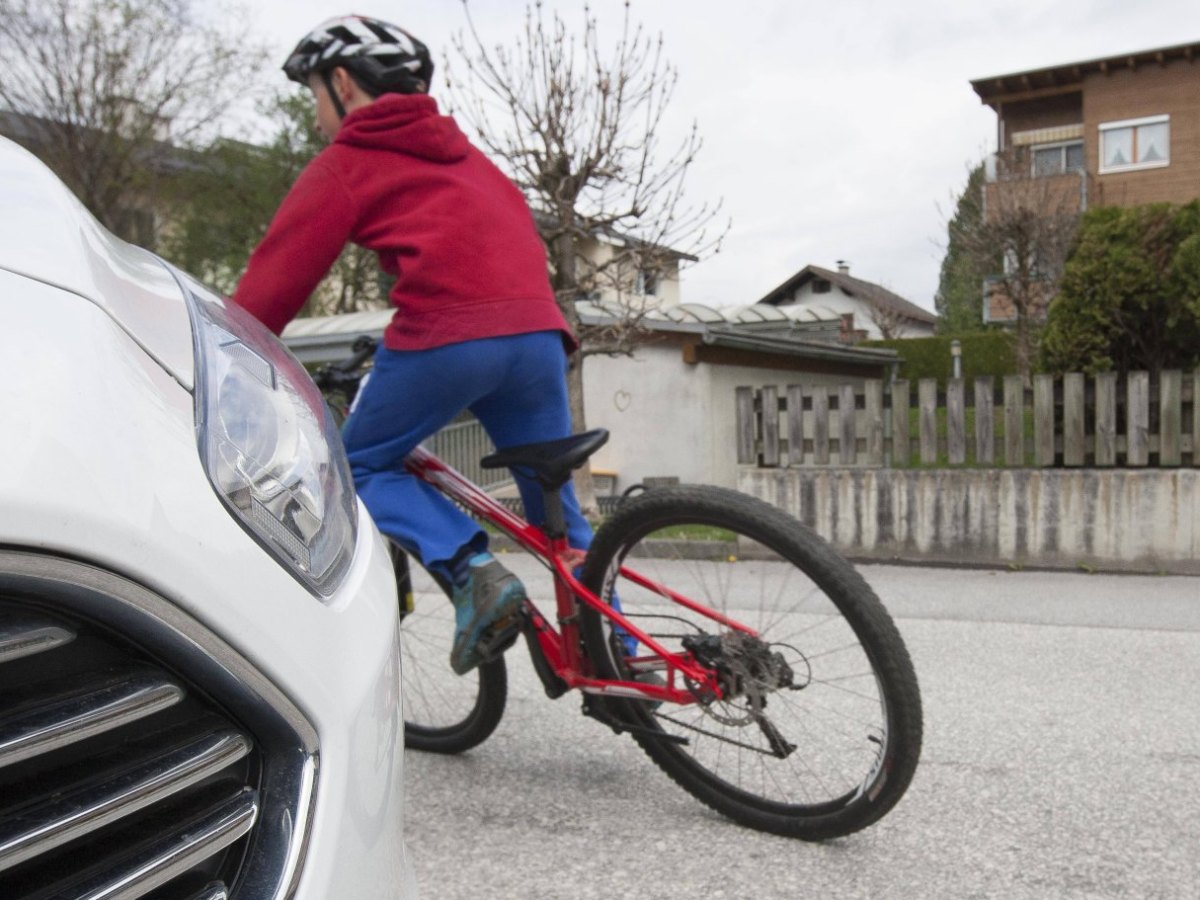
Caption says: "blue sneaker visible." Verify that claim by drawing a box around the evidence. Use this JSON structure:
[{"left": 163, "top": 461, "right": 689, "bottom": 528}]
[{"left": 449, "top": 554, "right": 527, "bottom": 675}]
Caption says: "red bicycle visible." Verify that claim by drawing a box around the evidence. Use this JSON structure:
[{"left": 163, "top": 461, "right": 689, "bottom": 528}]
[{"left": 316, "top": 339, "right": 922, "bottom": 840}]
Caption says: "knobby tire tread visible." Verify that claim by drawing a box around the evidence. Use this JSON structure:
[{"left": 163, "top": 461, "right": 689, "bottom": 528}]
[
  {"left": 402, "top": 656, "right": 507, "bottom": 754},
  {"left": 577, "top": 485, "right": 922, "bottom": 840}
]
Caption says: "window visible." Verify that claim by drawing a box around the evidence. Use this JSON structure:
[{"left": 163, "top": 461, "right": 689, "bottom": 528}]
[
  {"left": 1099, "top": 115, "right": 1169, "bottom": 173},
  {"left": 1032, "top": 140, "right": 1084, "bottom": 177},
  {"left": 812, "top": 278, "right": 831, "bottom": 294},
  {"left": 636, "top": 268, "right": 659, "bottom": 297}
]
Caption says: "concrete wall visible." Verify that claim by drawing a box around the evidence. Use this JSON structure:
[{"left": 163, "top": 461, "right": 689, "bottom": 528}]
[
  {"left": 737, "top": 466, "right": 1200, "bottom": 575},
  {"left": 583, "top": 346, "right": 865, "bottom": 491}
]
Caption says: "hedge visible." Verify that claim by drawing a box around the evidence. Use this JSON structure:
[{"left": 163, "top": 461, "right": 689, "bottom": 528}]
[{"left": 861, "top": 332, "right": 1018, "bottom": 383}]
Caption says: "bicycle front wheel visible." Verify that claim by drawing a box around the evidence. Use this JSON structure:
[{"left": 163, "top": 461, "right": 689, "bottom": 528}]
[
  {"left": 393, "top": 544, "right": 507, "bottom": 754},
  {"left": 577, "top": 486, "right": 922, "bottom": 840}
]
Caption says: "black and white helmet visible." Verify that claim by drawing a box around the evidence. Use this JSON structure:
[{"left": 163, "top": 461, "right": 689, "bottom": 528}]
[{"left": 283, "top": 15, "right": 433, "bottom": 94}]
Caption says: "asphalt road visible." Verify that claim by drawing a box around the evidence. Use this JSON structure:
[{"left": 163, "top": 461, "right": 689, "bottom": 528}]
[{"left": 402, "top": 561, "right": 1200, "bottom": 900}]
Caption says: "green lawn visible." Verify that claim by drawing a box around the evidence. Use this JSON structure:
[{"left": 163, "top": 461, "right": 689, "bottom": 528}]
[
  {"left": 891, "top": 406, "right": 1036, "bottom": 468},
  {"left": 646, "top": 524, "right": 738, "bottom": 542}
]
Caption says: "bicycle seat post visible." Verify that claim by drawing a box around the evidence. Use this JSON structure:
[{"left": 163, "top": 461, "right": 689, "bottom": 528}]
[
  {"left": 541, "top": 485, "right": 567, "bottom": 542},
  {"left": 478, "top": 429, "right": 610, "bottom": 546}
]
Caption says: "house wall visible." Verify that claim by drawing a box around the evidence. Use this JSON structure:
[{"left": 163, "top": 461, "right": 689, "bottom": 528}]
[
  {"left": 582, "top": 343, "right": 880, "bottom": 491},
  {"left": 1083, "top": 59, "right": 1200, "bottom": 207},
  {"left": 783, "top": 284, "right": 879, "bottom": 337},
  {"left": 780, "top": 284, "right": 935, "bottom": 340},
  {"left": 583, "top": 343, "right": 714, "bottom": 490},
  {"left": 578, "top": 236, "right": 683, "bottom": 309},
  {"left": 991, "top": 58, "right": 1200, "bottom": 210}
]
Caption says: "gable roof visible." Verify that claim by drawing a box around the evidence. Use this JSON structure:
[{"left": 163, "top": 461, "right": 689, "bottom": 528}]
[
  {"left": 757, "top": 265, "right": 937, "bottom": 325},
  {"left": 970, "top": 40, "right": 1200, "bottom": 109}
]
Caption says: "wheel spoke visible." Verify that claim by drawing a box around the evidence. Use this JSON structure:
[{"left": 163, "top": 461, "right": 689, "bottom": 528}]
[
  {"left": 395, "top": 554, "right": 507, "bottom": 754},
  {"left": 577, "top": 486, "right": 921, "bottom": 839}
]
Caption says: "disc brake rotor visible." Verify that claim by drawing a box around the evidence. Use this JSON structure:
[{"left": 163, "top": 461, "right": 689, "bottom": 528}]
[{"left": 682, "top": 632, "right": 796, "bottom": 726}]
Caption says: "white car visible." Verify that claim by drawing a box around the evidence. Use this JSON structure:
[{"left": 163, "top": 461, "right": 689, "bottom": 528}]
[{"left": 0, "top": 136, "right": 418, "bottom": 899}]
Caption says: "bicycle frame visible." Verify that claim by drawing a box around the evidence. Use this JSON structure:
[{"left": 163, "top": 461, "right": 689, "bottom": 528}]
[{"left": 404, "top": 445, "right": 758, "bottom": 706}]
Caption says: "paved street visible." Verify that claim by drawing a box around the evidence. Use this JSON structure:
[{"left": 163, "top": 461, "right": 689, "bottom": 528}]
[{"left": 403, "top": 561, "right": 1200, "bottom": 899}]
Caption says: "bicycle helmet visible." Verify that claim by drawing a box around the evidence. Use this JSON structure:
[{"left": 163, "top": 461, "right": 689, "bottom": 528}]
[{"left": 283, "top": 15, "right": 434, "bottom": 95}]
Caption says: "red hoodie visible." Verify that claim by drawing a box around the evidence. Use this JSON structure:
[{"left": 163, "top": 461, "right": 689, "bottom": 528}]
[{"left": 233, "top": 94, "right": 575, "bottom": 352}]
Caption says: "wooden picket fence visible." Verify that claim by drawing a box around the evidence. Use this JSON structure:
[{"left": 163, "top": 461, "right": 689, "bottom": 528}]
[{"left": 736, "top": 371, "right": 1200, "bottom": 468}]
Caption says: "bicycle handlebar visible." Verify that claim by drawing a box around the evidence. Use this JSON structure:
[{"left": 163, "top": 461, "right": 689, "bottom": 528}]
[
  {"left": 312, "top": 335, "right": 378, "bottom": 393},
  {"left": 341, "top": 335, "right": 378, "bottom": 371}
]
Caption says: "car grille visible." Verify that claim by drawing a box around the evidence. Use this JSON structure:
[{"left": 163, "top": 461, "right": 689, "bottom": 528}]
[{"left": 0, "top": 555, "right": 318, "bottom": 900}]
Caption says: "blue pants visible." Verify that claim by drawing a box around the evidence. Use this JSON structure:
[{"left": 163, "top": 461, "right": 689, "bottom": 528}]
[{"left": 341, "top": 331, "right": 594, "bottom": 585}]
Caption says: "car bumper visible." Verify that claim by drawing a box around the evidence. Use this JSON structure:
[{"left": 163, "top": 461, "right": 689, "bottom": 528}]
[{"left": 0, "top": 276, "right": 417, "bottom": 898}]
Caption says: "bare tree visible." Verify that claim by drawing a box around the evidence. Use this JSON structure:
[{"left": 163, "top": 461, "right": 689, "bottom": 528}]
[
  {"left": 866, "top": 301, "right": 909, "bottom": 340},
  {"left": 447, "top": 1, "right": 727, "bottom": 506},
  {"left": 952, "top": 147, "right": 1087, "bottom": 378},
  {"left": 0, "top": 0, "right": 266, "bottom": 245}
]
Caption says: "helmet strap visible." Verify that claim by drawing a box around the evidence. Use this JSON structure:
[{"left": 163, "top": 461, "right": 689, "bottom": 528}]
[{"left": 321, "top": 69, "right": 347, "bottom": 120}]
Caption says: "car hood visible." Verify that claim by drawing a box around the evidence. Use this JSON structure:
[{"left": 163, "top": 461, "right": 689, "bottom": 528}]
[{"left": 0, "top": 136, "right": 195, "bottom": 389}]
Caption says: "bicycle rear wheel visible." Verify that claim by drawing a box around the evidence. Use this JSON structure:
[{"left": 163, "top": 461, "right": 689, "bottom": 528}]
[
  {"left": 577, "top": 486, "right": 921, "bottom": 840},
  {"left": 392, "top": 544, "right": 507, "bottom": 754}
]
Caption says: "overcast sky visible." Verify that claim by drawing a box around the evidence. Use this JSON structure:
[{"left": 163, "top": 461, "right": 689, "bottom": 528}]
[{"left": 243, "top": 0, "right": 1199, "bottom": 313}]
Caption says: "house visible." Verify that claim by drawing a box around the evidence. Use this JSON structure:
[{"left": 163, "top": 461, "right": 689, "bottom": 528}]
[
  {"left": 0, "top": 108, "right": 194, "bottom": 248},
  {"left": 530, "top": 209, "right": 696, "bottom": 311},
  {"left": 754, "top": 262, "right": 938, "bottom": 340},
  {"left": 282, "top": 302, "right": 900, "bottom": 491},
  {"left": 573, "top": 300, "right": 900, "bottom": 490},
  {"left": 970, "top": 40, "right": 1200, "bottom": 322}
]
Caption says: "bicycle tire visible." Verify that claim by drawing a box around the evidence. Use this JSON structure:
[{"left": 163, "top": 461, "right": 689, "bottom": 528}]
[
  {"left": 577, "top": 485, "right": 922, "bottom": 840},
  {"left": 392, "top": 543, "right": 508, "bottom": 754}
]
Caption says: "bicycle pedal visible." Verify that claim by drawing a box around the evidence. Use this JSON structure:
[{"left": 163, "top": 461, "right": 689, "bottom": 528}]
[{"left": 478, "top": 616, "right": 521, "bottom": 662}]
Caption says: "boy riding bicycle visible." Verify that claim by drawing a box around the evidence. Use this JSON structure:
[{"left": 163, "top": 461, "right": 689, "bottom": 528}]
[{"left": 232, "top": 15, "right": 593, "bottom": 674}]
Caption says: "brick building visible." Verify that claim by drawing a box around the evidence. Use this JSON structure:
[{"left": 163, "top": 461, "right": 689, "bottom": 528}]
[{"left": 970, "top": 41, "right": 1200, "bottom": 322}]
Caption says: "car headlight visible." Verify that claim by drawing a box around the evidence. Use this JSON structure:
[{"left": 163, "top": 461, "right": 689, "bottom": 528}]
[{"left": 179, "top": 274, "right": 357, "bottom": 598}]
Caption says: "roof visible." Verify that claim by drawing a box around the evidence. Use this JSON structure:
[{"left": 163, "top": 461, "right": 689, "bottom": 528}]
[
  {"left": 281, "top": 302, "right": 900, "bottom": 368},
  {"left": 970, "top": 40, "right": 1200, "bottom": 109},
  {"left": 701, "top": 328, "right": 899, "bottom": 365},
  {"left": 0, "top": 109, "right": 203, "bottom": 176},
  {"left": 530, "top": 209, "right": 699, "bottom": 263},
  {"left": 756, "top": 265, "right": 938, "bottom": 325}
]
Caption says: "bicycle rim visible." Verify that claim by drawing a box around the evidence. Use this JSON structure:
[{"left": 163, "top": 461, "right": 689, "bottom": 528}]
[{"left": 578, "top": 486, "right": 922, "bottom": 839}]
